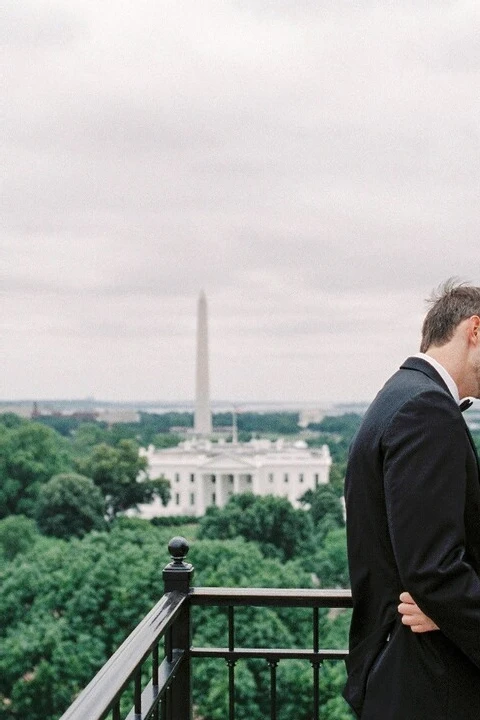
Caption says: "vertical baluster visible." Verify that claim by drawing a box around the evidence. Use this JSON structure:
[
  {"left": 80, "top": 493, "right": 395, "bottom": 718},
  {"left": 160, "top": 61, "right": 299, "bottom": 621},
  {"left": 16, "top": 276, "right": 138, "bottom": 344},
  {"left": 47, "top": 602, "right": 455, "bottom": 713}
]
[
  {"left": 312, "top": 662, "right": 321, "bottom": 720},
  {"left": 268, "top": 659, "right": 278, "bottom": 720},
  {"left": 134, "top": 667, "right": 142, "bottom": 717},
  {"left": 160, "top": 695, "right": 166, "bottom": 720},
  {"left": 226, "top": 661, "right": 236, "bottom": 720},
  {"left": 165, "top": 625, "right": 173, "bottom": 664},
  {"left": 163, "top": 624, "right": 172, "bottom": 720},
  {"left": 227, "top": 606, "right": 236, "bottom": 720},
  {"left": 112, "top": 699, "right": 121, "bottom": 720},
  {"left": 153, "top": 643, "right": 159, "bottom": 689},
  {"left": 312, "top": 606, "right": 320, "bottom": 720},
  {"left": 166, "top": 686, "right": 172, "bottom": 720},
  {"left": 152, "top": 643, "right": 159, "bottom": 720}
]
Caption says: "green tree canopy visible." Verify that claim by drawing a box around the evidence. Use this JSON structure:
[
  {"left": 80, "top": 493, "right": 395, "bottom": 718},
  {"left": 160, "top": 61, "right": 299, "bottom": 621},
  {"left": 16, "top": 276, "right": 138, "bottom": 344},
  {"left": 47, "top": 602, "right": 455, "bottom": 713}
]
[
  {"left": 0, "top": 523, "right": 164, "bottom": 720},
  {"left": 212, "top": 412, "right": 300, "bottom": 435},
  {"left": 314, "top": 528, "right": 350, "bottom": 588},
  {"left": 0, "top": 515, "right": 40, "bottom": 561},
  {"left": 152, "top": 433, "right": 182, "bottom": 449},
  {"left": 300, "top": 484, "right": 345, "bottom": 540},
  {"left": 36, "top": 474, "right": 106, "bottom": 539},
  {"left": 0, "top": 524, "right": 352, "bottom": 720},
  {"left": 70, "top": 422, "right": 110, "bottom": 455},
  {"left": 0, "top": 419, "right": 69, "bottom": 519},
  {"left": 308, "top": 413, "right": 362, "bottom": 438},
  {"left": 198, "top": 493, "right": 314, "bottom": 562},
  {"left": 0, "top": 412, "right": 24, "bottom": 429},
  {"left": 76, "top": 440, "right": 170, "bottom": 519}
]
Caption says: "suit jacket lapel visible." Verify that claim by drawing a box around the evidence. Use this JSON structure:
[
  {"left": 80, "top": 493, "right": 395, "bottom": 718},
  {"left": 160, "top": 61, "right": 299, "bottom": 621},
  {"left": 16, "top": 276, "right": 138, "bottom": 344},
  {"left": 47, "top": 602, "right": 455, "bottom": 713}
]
[{"left": 465, "top": 423, "right": 480, "bottom": 478}]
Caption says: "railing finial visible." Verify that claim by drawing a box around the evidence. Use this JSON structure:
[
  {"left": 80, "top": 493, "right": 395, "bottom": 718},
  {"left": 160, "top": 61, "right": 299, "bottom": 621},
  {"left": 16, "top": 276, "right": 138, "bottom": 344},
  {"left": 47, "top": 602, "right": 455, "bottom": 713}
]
[
  {"left": 167, "top": 536, "right": 190, "bottom": 568},
  {"left": 163, "top": 536, "right": 194, "bottom": 593}
]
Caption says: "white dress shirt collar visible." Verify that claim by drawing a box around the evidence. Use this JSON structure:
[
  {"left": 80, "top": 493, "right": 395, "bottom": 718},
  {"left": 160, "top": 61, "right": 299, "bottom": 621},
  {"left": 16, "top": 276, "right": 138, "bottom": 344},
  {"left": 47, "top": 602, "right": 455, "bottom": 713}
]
[{"left": 413, "top": 352, "right": 460, "bottom": 404}]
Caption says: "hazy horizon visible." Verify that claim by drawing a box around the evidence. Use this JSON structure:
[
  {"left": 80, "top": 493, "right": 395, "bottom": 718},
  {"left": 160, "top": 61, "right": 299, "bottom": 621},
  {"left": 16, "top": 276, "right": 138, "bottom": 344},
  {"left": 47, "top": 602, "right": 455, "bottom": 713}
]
[{"left": 0, "top": 396, "right": 371, "bottom": 409}]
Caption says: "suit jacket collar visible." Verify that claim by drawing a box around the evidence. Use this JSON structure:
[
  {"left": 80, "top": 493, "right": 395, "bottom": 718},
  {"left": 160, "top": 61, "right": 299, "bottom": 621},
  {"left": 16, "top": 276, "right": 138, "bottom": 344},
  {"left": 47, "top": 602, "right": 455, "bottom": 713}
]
[
  {"left": 400, "top": 356, "right": 453, "bottom": 399},
  {"left": 401, "top": 356, "right": 480, "bottom": 481}
]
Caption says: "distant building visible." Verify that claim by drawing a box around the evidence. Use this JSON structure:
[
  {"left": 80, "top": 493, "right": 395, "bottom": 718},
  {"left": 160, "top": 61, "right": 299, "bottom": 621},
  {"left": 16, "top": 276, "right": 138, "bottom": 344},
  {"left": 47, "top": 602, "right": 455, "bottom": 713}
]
[
  {"left": 138, "top": 438, "right": 332, "bottom": 518},
  {"left": 298, "top": 408, "right": 325, "bottom": 428},
  {"left": 0, "top": 403, "right": 34, "bottom": 419},
  {"left": 71, "top": 411, "right": 99, "bottom": 422},
  {"left": 96, "top": 408, "right": 140, "bottom": 425}
]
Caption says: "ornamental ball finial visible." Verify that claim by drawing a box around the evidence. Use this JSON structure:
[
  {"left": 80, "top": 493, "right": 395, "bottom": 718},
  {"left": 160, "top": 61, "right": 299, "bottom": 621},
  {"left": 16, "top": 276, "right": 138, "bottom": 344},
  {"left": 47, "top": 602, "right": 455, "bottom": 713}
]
[{"left": 168, "top": 536, "right": 190, "bottom": 565}]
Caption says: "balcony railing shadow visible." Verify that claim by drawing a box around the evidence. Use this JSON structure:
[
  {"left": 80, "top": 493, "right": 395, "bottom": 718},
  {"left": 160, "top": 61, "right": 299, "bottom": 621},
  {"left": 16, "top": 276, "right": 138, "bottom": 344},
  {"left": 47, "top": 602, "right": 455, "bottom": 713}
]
[{"left": 59, "top": 537, "right": 352, "bottom": 720}]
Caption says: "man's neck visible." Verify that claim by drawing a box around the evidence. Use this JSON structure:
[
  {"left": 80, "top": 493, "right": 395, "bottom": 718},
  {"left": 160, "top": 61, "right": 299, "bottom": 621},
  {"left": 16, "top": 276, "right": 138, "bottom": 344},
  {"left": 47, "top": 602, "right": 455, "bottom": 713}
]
[{"left": 423, "top": 346, "right": 467, "bottom": 398}]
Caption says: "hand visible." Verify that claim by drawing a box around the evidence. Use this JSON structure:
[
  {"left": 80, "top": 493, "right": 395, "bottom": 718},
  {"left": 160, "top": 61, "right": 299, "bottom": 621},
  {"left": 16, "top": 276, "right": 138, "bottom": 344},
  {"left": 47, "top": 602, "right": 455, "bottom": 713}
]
[{"left": 398, "top": 592, "right": 439, "bottom": 633}]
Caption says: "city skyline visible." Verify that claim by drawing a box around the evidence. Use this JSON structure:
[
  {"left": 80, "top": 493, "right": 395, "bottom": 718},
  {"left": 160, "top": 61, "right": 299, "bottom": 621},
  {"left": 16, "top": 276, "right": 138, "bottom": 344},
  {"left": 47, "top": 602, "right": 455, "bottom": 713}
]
[{"left": 3, "top": 1, "right": 480, "bottom": 403}]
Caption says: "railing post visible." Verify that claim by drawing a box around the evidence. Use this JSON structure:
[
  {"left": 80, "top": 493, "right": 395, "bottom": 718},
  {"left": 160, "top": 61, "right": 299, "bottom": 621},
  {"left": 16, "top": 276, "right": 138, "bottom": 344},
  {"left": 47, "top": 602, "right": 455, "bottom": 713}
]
[{"left": 163, "top": 537, "right": 194, "bottom": 720}]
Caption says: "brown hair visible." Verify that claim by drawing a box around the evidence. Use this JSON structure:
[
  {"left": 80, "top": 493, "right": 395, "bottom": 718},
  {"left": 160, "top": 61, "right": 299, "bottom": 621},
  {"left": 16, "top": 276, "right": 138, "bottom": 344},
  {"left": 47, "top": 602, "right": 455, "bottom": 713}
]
[{"left": 420, "top": 279, "right": 480, "bottom": 352}]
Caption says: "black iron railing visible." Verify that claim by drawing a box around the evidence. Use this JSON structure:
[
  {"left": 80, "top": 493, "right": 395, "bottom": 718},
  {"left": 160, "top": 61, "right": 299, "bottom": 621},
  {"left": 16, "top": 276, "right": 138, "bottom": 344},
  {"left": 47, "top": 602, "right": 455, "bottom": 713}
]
[{"left": 59, "top": 537, "right": 352, "bottom": 720}]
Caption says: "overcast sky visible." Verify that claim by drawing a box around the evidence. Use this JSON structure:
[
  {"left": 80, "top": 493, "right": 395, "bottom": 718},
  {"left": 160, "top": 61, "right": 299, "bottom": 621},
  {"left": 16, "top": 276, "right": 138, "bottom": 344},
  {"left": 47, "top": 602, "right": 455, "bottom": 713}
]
[{"left": 2, "top": 0, "right": 480, "bottom": 404}]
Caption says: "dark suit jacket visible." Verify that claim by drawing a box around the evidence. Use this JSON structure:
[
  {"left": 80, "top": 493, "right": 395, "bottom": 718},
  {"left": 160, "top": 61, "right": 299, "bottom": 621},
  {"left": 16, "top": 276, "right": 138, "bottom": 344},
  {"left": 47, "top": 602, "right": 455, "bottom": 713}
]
[{"left": 344, "top": 357, "right": 480, "bottom": 720}]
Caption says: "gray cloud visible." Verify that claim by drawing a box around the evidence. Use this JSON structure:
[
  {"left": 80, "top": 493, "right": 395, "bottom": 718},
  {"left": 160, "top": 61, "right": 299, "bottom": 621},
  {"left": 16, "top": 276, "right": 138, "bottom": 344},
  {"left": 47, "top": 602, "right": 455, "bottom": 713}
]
[
  {"left": 2, "top": 0, "right": 480, "bottom": 401},
  {"left": 1, "top": 0, "right": 85, "bottom": 48}
]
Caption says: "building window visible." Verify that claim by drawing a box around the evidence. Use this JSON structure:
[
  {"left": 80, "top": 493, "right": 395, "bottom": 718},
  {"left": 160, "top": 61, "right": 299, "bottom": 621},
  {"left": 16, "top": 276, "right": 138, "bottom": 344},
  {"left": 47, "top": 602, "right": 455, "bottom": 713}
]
[
  {"left": 190, "top": 474, "right": 195, "bottom": 483},
  {"left": 175, "top": 473, "right": 180, "bottom": 483},
  {"left": 211, "top": 475, "right": 216, "bottom": 484},
  {"left": 175, "top": 493, "right": 180, "bottom": 506},
  {"left": 247, "top": 475, "right": 252, "bottom": 484},
  {"left": 314, "top": 473, "right": 319, "bottom": 486},
  {"left": 268, "top": 473, "right": 274, "bottom": 483},
  {"left": 284, "top": 473, "right": 289, "bottom": 483},
  {"left": 190, "top": 492, "right": 195, "bottom": 505},
  {"left": 212, "top": 492, "right": 216, "bottom": 505},
  {"left": 229, "top": 477, "right": 234, "bottom": 484},
  {"left": 299, "top": 473, "right": 304, "bottom": 483}
]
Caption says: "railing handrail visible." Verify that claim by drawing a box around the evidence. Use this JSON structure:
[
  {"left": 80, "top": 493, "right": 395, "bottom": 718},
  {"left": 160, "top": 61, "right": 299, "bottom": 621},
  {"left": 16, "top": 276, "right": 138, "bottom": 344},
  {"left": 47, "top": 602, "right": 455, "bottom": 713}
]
[
  {"left": 59, "top": 590, "right": 188, "bottom": 720},
  {"left": 190, "top": 587, "right": 352, "bottom": 607}
]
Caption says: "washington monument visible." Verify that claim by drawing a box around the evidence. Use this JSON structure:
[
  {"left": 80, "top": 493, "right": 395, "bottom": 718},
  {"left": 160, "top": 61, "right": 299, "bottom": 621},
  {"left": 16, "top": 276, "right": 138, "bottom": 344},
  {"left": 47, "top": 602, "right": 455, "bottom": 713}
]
[{"left": 194, "top": 290, "right": 212, "bottom": 435}]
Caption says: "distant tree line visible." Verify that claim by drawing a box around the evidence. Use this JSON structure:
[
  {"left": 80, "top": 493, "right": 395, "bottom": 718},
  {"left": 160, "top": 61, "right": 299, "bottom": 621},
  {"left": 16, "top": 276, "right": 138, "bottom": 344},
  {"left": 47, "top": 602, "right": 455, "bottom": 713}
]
[
  {"left": 213, "top": 412, "right": 300, "bottom": 435},
  {"left": 36, "top": 409, "right": 304, "bottom": 443},
  {"left": 35, "top": 411, "right": 192, "bottom": 445},
  {"left": 33, "top": 410, "right": 368, "bottom": 457}
]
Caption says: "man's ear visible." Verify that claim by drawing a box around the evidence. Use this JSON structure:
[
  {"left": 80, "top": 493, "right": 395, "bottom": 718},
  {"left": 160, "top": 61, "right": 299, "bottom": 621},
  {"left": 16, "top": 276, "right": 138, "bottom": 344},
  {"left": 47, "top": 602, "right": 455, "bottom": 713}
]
[{"left": 469, "top": 315, "right": 480, "bottom": 345}]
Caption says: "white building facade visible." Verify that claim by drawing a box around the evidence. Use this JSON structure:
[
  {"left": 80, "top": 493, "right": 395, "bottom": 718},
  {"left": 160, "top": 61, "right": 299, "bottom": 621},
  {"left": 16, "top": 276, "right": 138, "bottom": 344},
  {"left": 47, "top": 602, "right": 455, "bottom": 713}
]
[{"left": 139, "top": 438, "right": 332, "bottom": 518}]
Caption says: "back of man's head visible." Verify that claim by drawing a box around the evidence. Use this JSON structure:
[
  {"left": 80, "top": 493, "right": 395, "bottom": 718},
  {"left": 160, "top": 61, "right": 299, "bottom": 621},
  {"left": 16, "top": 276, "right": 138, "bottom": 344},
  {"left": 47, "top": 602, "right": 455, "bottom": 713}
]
[{"left": 420, "top": 279, "right": 480, "bottom": 353}]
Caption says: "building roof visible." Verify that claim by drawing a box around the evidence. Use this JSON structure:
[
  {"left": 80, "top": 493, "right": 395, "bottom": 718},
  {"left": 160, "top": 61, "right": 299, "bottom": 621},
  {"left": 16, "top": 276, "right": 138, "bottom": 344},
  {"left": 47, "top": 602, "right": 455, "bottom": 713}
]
[{"left": 143, "top": 438, "right": 331, "bottom": 469}]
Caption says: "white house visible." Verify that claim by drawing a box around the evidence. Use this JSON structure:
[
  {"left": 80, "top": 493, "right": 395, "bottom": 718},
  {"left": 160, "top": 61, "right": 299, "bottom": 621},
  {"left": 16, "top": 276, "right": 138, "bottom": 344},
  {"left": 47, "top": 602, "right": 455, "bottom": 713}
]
[{"left": 138, "top": 438, "right": 332, "bottom": 518}]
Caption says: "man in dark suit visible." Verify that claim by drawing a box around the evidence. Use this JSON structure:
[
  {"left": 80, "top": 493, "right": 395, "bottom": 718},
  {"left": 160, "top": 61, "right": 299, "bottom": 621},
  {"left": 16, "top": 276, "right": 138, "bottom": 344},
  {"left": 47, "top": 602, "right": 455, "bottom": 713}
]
[{"left": 343, "top": 281, "right": 480, "bottom": 719}]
